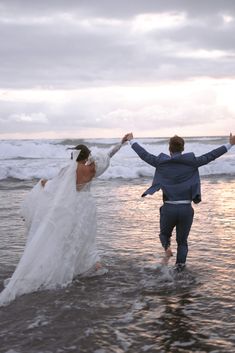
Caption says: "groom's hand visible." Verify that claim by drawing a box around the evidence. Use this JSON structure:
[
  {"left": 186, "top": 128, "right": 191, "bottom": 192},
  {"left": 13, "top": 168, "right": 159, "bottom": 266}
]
[
  {"left": 121, "top": 133, "right": 133, "bottom": 143},
  {"left": 229, "top": 132, "right": 235, "bottom": 145},
  {"left": 126, "top": 133, "right": 133, "bottom": 141}
]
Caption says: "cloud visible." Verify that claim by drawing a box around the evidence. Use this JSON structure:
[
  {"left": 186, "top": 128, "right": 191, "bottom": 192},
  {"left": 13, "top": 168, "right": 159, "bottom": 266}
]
[
  {"left": 0, "top": 78, "right": 234, "bottom": 137},
  {"left": 8, "top": 112, "right": 48, "bottom": 123},
  {"left": 131, "top": 12, "right": 187, "bottom": 32},
  {"left": 1, "top": 0, "right": 235, "bottom": 18},
  {"left": 0, "top": 1, "right": 234, "bottom": 137},
  {"left": 0, "top": 1, "right": 235, "bottom": 89}
]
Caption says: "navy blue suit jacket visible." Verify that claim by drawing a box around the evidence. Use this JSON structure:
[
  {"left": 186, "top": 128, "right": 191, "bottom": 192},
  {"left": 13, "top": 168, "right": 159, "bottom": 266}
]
[{"left": 131, "top": 142, "right": 227, "bottom": 203}]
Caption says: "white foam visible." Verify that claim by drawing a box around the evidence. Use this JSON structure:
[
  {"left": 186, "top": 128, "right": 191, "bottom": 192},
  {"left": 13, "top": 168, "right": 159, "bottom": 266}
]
[
  {"left": 0, "top": 138, "right": 234, "bottom": 181},
  {"left": 27, "top": 314, "right": 49, "bottom": 329},
  {"left": 114, "top": 329, "right": 133, "bottom": 351}
]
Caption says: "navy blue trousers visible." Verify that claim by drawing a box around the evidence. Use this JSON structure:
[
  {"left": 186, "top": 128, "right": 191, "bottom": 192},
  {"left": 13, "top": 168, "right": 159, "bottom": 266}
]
[{"left": 159, "top": 203, "right": 194, "bottom": 264}]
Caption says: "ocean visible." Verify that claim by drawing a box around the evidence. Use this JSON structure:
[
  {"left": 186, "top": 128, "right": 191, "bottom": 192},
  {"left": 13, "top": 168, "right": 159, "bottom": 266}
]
[{"left": 0, "top": 136, "right": 235, "bottom": 353}]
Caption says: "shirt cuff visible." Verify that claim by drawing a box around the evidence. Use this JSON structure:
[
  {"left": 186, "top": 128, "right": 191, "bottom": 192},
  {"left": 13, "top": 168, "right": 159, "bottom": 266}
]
[
  {"left": 129, "top": 139, "right": 138, "bottom": 146},
  {"left": 224, "top": 143, "right": 232, "bottom": 151}
]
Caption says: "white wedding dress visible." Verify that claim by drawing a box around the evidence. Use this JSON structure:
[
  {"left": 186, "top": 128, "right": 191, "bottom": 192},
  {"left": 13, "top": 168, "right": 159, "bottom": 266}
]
[{"left": 0, "top": 144, "right": 122, "bottom": 306}]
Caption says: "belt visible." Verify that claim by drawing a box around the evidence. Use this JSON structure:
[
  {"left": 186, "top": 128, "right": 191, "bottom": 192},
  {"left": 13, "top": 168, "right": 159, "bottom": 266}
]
[{"left": 165, "top": 200, "right": 191, "bottom": 204}]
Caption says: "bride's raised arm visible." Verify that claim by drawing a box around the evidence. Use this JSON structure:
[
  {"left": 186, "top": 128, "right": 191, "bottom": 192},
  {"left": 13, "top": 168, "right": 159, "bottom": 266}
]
[
  {"left": 94, "top": 134, "right": 128, "bottom": 177},
  {"left": 108, "top": 133, "right": 129, "bottom": 157}
]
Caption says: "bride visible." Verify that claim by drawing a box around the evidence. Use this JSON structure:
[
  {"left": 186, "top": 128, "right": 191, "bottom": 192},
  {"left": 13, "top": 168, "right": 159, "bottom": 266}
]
[{"left": 0, "top": 135, "right": 128, "bottom": 306}]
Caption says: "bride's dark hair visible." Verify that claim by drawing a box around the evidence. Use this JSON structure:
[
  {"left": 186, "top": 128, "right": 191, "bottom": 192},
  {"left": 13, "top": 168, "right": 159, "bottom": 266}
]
[{"left": 67, "top": 144, "right": 91, "bottom": 162}]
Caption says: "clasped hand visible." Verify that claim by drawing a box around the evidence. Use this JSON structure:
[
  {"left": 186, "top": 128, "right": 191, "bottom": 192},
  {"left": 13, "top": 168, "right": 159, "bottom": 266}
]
[
  {"left": 229, "top": 133, "right": 235, "bottom": 145},
  {"left": 121, "top": 133, "right": 133, "bottom": 143}
]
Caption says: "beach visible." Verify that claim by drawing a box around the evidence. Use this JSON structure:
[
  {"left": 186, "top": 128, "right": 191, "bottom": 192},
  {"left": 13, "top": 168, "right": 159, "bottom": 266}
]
[{"left": 0, "top": 137, "right": 235, "bottom": 353}]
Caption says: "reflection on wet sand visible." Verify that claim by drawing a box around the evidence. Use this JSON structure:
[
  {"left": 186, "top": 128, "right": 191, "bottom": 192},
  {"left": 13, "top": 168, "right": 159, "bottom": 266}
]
[{"left": 0, "top": 177, "right": 234, "bottom": 352}]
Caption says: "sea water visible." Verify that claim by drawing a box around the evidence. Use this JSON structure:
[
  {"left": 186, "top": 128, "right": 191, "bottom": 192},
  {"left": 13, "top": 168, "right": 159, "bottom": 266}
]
[
  {"left": 0, "top": 136, "right": 234, "bottom": 181},
  {"left": 0, "top": 137, "right": 234, "bottom": 353}
]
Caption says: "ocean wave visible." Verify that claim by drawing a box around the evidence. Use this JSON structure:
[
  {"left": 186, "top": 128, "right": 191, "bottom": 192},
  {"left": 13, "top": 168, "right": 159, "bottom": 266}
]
[{"left": 0, "top": 138, "right": 234, "bottom": 181}]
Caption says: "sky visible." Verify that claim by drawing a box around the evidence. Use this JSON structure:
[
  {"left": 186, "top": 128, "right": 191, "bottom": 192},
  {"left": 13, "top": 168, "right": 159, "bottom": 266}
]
[{"left": 0, "top": 0, "right": 235, "bottom": 139}]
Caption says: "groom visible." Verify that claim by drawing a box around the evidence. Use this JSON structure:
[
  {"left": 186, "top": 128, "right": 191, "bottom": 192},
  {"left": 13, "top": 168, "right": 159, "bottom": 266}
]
[{"left": 125, "top": 133, "right": 235, "bottom": 271}]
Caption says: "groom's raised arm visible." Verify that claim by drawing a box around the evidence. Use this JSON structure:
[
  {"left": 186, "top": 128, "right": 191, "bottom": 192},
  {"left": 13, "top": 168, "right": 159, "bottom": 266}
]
[
  {"left": 195, "top": 133, "right": 235, "bottom": 167},
  {"left": 126, "top": 133, "right": 160, "bottom": 167}
]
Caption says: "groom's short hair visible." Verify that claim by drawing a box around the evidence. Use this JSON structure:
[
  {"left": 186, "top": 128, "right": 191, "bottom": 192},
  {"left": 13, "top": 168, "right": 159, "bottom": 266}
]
[{"left": 169, "top": 135, "right": 184, "bottom": 153}]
